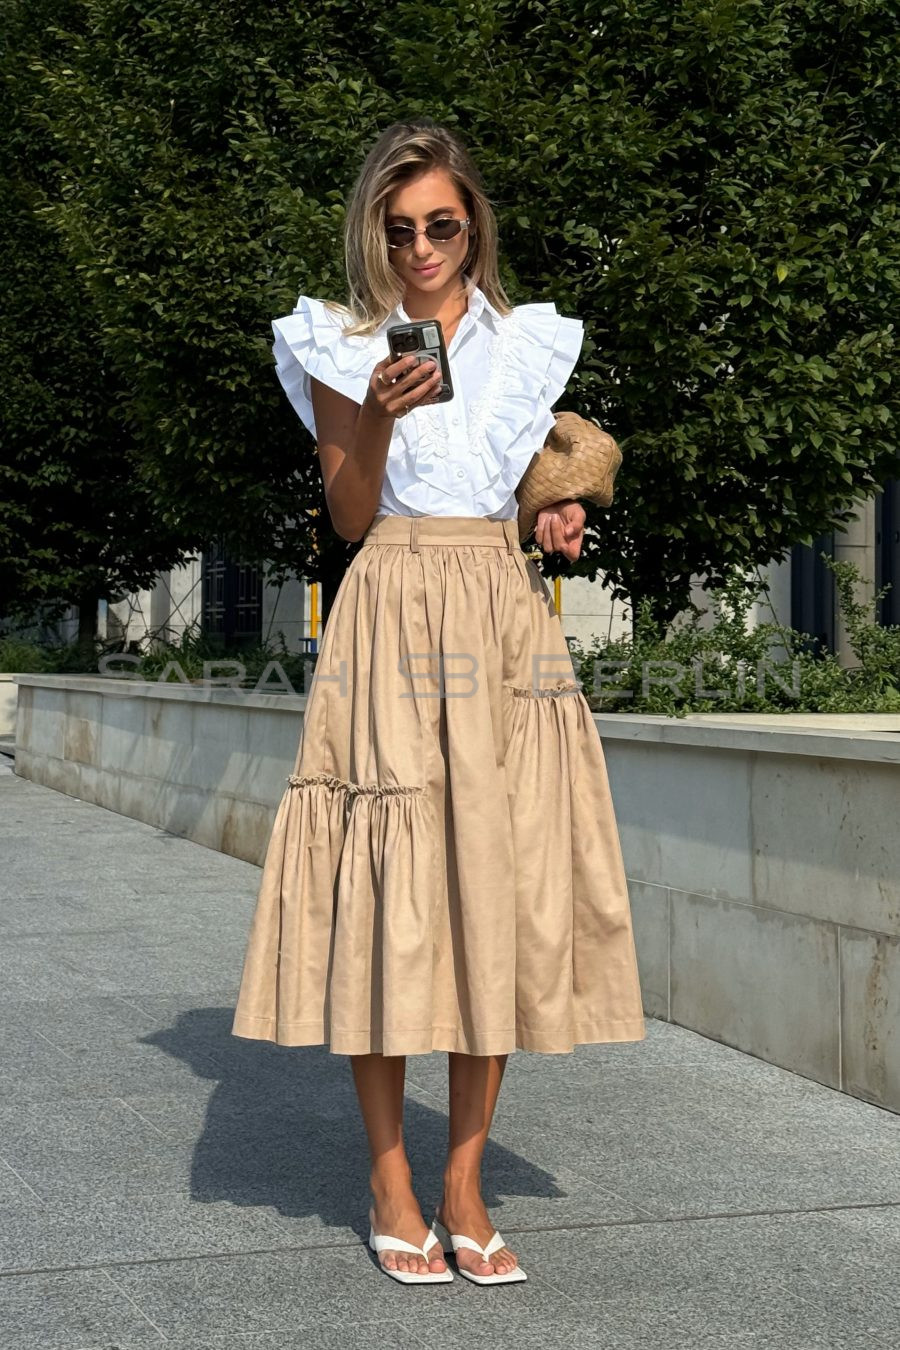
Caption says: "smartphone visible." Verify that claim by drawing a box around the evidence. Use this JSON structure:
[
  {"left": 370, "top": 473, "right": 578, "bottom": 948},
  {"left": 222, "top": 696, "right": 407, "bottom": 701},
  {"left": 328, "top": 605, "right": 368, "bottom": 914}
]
[{"left": 386, "top": 318, "right": 454, "bottom": 404}]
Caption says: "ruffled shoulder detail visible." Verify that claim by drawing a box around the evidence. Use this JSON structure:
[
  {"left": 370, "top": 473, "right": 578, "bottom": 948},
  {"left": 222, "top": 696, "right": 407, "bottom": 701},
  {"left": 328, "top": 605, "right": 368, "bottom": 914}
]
[
  {"left": 467, "top": 301, "right": 584, "bottom": 505},
  {"left": 271, "top": 296, "right": 379, "bottom": 437}
]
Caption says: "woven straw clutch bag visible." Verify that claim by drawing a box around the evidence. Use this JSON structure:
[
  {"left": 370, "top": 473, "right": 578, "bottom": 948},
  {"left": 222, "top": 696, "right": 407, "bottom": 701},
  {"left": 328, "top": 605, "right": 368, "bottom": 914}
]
[{"left": 515, "top": 410, "right": 623, "bottom": 543}]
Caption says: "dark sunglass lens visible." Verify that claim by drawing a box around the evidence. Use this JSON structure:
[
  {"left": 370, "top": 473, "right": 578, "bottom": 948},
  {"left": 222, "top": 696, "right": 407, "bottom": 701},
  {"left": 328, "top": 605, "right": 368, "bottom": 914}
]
[
  {"left": 386, "top": 226, "right": 415, "bottom": 246},
  {"left": 427, "top": 219, "right": 461, "bottom": 240}
]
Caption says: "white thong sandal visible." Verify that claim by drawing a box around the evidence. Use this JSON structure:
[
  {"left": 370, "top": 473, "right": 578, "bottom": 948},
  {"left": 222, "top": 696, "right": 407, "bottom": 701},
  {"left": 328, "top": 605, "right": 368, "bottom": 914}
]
[
  {"left": 430, "top": 1213, "right": 528, "bottom": 1285},
  {"left": 367, "top": 1207, "right": 453, "bottom": 1284}
]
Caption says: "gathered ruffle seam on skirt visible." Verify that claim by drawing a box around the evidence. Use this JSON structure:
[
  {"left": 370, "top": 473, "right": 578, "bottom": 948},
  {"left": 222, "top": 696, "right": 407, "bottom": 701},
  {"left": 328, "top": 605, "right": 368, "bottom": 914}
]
[
  {"left": 285, "top": 771, "right": 425, "bottom": 797},
  {"left": 505, "top": 678, "right": 581, "bottom": 699}
]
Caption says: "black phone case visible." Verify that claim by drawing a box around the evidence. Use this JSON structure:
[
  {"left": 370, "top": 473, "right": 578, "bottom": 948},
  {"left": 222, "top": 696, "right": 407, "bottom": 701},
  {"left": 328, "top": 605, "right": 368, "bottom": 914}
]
[{"left": 386, "top": 318, "right": 454, "bottom": 403}]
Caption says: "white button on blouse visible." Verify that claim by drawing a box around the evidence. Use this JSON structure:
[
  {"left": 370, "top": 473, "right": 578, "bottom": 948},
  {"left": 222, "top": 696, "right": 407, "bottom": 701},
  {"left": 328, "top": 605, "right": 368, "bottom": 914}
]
[{"left": 270, "top": 275, "right": 584, "bottom": 520}]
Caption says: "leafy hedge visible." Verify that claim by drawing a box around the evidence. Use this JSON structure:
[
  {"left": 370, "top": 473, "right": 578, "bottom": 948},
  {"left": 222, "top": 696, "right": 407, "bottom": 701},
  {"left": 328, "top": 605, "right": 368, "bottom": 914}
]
[{"left": 572, "top": 553, "right": 900, "bottom": 715}]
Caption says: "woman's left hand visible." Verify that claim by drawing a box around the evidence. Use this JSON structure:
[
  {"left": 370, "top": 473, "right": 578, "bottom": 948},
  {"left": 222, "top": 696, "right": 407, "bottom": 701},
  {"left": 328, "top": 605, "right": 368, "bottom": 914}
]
[{"left": 533, "top": 499, "right": 586, "bottom": 562}]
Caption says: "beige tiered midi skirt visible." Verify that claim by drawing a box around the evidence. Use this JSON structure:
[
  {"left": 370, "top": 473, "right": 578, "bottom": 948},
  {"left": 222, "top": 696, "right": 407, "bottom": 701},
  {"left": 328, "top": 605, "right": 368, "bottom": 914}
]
[{"left": 231, "top": 513, "right": 646, "bottom": 1056}]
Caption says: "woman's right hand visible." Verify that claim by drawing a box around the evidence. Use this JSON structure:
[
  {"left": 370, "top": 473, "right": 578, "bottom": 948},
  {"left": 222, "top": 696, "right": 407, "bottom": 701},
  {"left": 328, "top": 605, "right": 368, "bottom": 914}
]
[{"left": 363, "top": 352, "right": 443, "bottom": 421}]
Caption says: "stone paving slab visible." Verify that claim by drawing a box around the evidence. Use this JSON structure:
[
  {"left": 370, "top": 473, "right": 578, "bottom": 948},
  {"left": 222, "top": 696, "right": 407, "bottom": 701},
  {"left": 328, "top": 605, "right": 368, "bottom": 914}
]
[{"left": 1, "top": 765, "right": 900, "bottom": 1347}]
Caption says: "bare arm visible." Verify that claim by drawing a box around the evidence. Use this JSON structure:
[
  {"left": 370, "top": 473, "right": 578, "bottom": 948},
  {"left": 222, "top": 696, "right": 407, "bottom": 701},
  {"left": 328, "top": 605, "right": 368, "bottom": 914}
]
[{"left": 311, "top": 351, "right": 443, "bottom": 542}]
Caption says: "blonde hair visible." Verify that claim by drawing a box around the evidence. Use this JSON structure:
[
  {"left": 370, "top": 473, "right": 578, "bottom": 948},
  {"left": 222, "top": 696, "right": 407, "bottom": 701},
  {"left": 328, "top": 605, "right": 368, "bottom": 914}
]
[{"left": 325, "top": 120, "right": 513, "bottom": 336}]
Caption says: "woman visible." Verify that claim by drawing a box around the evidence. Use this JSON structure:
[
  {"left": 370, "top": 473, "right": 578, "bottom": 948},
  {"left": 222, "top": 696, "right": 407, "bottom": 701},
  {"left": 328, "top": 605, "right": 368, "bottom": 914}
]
[{"left": 231, "top": 120, "right": 646, "bottom": 1286}]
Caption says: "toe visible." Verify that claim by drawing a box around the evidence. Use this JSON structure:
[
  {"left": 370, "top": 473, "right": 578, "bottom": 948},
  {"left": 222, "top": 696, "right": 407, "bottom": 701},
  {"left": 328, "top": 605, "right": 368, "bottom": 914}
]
[
  {"left": 491, "top": 1246, "right": 517, "bottom": 1274},
  {"left": 464, "top": 1254, "right": 493, "bottom": 1276}
]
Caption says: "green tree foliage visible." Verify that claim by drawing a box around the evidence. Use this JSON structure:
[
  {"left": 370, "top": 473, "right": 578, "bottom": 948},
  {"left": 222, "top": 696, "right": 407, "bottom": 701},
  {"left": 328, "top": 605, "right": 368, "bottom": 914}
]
[
  {"left": 4, "top": 0, "right": 899, "bottom": 631},
  {"left": 0, "top": 0, "right": 196, "bottom": 640},
  {"left": 6, "top": 0, "right": 373, "bottom": 622}
]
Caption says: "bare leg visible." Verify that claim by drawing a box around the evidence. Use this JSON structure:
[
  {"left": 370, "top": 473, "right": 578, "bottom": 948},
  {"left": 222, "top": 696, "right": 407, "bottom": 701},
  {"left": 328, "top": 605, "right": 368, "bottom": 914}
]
[
  {"left": 434, "top": 1051, "right": 519, "bottom": 1277},
  {"left": 349, "top": 1052, "right": 447, "bottom": 1276}
]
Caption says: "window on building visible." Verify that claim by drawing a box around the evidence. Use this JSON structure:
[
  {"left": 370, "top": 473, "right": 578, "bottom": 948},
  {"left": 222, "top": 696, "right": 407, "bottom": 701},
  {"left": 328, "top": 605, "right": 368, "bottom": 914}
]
[
  {"left": 201, "top": 540, "right": 263, "bottom": 649},
  {"left": 791, "top": 531, "right": 836, "bottom": 657},
  {"left": 876, "top": 479, "right": 900, "bottom": 629}
]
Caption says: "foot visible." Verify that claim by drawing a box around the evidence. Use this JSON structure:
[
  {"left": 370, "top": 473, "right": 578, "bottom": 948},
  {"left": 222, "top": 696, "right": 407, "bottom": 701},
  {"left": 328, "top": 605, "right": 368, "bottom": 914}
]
[
  {"left": 434, "top": 1189, "right": 519, "bottom": 1278},
  {"left": 369, "top": 1195, "right": 449, "bottom": 1278}
]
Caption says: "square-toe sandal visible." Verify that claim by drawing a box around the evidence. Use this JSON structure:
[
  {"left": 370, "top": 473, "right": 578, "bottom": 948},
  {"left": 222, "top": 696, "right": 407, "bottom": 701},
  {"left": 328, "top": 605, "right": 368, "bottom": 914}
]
[
  {"left": 367, "top": 1208, "right": 454, "bottom": 1284},
  {"left": 430, "top": 1214, "right": 528, "bottom": 1285}
]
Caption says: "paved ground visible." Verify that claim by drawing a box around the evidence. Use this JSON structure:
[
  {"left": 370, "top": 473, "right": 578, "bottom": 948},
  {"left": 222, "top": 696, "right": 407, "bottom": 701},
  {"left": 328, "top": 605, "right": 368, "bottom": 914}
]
[{"left": 2, "top": 749, "right": 900, "bottom": 1349}]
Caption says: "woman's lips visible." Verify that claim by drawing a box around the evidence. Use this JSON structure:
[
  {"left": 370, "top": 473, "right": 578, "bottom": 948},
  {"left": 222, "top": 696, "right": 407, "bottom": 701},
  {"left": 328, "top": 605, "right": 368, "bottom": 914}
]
[{"left": 413, "top": 263, "right": 441, "bottom": 275}]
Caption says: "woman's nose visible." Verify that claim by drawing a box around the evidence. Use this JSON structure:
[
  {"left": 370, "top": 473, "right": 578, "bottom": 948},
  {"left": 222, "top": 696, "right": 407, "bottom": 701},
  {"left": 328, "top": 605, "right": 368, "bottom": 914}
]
[{"left": 412, "top": 233, "right": 434, "bottom": 257}]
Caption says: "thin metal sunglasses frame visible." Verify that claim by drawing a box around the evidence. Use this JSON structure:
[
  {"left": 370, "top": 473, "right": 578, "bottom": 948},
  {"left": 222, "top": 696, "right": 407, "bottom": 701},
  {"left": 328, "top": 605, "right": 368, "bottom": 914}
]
[{"left": 385, "top": 216, "right": 471, "bottom": 249}]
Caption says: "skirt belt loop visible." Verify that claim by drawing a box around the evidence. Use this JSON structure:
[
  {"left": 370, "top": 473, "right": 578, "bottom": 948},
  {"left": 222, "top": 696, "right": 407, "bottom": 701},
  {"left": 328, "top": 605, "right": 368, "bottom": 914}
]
[
  {"left": 503, "top": 519, "right": 516, "bottom": 554},
  {"left": 409, "top": 517, "right": 420, "bottom": 553}
]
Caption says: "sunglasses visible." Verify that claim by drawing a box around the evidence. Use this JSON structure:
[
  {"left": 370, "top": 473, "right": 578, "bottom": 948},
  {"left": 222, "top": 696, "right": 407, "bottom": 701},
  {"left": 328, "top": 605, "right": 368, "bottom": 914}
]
[{"left": 385, "top": 216, "right": 471, "bottom": 249}]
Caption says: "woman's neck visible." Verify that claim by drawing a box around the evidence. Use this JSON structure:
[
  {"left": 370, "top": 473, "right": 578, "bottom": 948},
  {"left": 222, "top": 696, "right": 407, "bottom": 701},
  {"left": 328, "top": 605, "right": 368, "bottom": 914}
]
[{"left": 402, "top": 271, "right": 470, "bottom": 331}]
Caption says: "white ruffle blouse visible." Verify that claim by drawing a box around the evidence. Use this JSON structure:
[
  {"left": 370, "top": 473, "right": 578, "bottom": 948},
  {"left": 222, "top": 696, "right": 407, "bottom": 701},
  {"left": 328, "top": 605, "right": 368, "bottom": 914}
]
[{"left": 270, "top": 274, "right": 584, "bottom": 519}]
